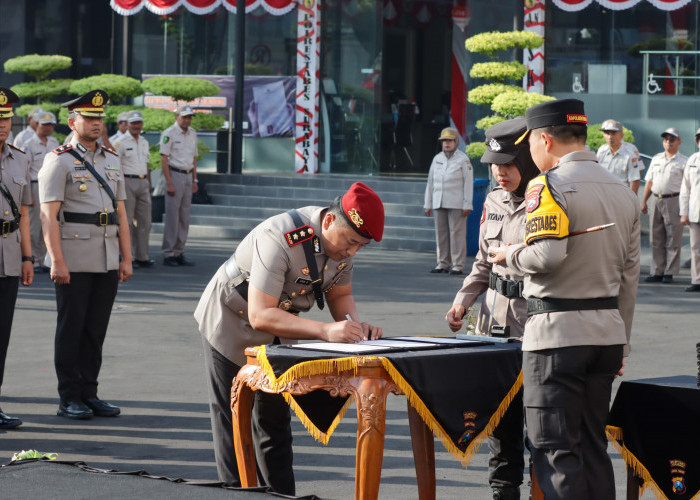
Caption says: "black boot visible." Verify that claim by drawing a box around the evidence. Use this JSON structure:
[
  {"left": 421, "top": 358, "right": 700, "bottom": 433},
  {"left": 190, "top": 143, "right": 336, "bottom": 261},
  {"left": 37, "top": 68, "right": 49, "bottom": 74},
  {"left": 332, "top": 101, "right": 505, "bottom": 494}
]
[{"left": 492, "top": 485, "right": 520, "bottom": 500}]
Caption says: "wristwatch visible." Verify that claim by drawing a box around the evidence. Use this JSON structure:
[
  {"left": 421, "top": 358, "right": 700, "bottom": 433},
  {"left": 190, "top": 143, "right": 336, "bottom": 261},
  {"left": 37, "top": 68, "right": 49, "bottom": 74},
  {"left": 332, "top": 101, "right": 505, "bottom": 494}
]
[{"left": 22, "top": 256, "right": 35, "bottom": 263}]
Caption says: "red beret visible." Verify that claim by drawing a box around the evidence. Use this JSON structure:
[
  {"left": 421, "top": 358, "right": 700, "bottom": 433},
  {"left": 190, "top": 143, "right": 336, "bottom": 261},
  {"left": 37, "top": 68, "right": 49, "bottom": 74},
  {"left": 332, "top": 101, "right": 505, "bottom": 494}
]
[{"left": 341, "top": 182, "right": 385, "bottom": 242}]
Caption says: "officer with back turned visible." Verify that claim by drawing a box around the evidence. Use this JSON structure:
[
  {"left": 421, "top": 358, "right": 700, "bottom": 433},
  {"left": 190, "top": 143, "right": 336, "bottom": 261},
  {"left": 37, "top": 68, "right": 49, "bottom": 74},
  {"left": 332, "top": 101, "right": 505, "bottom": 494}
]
[{"left": 39, "top": 89, "right": 132, "bottom": 420}]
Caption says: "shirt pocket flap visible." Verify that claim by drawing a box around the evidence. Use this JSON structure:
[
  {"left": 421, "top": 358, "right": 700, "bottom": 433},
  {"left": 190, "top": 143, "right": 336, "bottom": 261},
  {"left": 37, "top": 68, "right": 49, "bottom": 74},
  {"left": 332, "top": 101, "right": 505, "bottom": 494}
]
[
  {"left": 12, "top": 176, "right": 27, "bottom": 187},
  {"left": 61, "top": 222, "right": 91, "bottom": 240},
  {"left": 485, "top": 222, "right": 503, "bottom": 240}
]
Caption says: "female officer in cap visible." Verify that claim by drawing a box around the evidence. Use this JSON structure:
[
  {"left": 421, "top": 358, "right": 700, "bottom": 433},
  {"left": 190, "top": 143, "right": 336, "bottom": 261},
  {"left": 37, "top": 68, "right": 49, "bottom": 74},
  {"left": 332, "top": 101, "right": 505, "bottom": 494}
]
[{"left": 445, "top": 116, "right": 539, "bottom": 500}]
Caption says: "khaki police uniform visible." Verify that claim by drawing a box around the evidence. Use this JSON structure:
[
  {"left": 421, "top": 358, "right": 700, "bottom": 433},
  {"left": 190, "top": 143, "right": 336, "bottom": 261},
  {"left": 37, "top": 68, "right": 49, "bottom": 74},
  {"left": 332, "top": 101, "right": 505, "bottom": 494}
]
[
  {"left": 681, "top": 152, "right": 700, "bottom": 285},
  {"left": 38, "top": 137, "right": 126, "bottom": 404},
  {"left": 0, "top": 142, "right": 31, "bottom": 399},
  {"left": 424, "top": 148, "right": 473, "bottom": 272},
  {"left": 194, "top": 206, "right": 353, "bottom": 493},
  {"left": 114, "top": 132, "right": 151, "bottom": 262},
  {"left": 454, "top": 188, "right": 527, "bottom": 337},
  {"left": 13, "top": 125, "right": 37, "bottom": 150},
  {"left": 507, "top": 150, "right": 640, "bottom": 498},
  {"left": 596, "top": 140, "right": 644, "bottom": 185},
  {"left": 25, "top": 134, "right": 59, "bottom": 266},
  {"left": 645, "top": 150, "right": 687, "bottom": 277},
  {"left": 160, "top": 122, "right": 197, "bottom": 259}
]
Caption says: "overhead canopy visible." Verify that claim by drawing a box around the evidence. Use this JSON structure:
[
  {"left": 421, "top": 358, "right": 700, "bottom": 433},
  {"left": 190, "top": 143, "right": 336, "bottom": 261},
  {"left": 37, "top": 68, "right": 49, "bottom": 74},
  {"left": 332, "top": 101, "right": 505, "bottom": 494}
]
[
  {"left": 551, "top": 0, "right": 693, "bottom": 11},
  {"left": 109, "top": 0, "right": 296, "bottom": 16}
]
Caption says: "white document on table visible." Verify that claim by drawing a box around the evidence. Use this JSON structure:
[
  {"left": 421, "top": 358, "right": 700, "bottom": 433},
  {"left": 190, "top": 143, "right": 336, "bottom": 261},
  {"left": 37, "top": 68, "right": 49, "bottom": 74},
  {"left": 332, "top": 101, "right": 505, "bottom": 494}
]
[
  {"left": 390, "top": 336, "right": 482, "bottom": 344},
  {"left": 288, "top": 342, "right": 392, "bottom": 354}
]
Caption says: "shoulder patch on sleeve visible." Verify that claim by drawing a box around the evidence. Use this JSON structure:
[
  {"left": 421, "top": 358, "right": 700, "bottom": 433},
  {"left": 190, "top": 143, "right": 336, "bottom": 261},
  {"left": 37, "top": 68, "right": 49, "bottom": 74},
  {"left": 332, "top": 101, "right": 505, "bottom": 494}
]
[
  {"left": 8, "top": 143, "right": 26, "bottom": 154},
  {"left": 285, "top": 225, "right": 315, "bottom": 247},
  {"left": 53, "top": 144, "right": 73, "bottom": 155},
  {"left": 524, "top": 176, "right": 570, "bottom": 245},
  {"left": 162, "top": 135, "right": 170, "bottom": 144}
]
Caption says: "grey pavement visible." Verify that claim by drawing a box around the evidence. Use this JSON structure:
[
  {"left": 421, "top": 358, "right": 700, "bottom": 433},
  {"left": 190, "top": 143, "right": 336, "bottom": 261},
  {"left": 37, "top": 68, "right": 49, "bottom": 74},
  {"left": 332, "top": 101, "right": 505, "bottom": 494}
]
[{"left": 0, "top": 232, "right": 697, "bottom": 499}]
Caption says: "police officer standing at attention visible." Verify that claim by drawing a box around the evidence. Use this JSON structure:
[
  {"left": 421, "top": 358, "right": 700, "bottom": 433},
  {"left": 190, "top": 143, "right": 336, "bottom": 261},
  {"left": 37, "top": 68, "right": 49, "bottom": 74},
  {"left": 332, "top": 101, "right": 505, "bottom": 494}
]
[
  {"left": 596, "top": 119, "right": 644, "bottom": 194},
  {"left": 194, "top": 182, "right": 384, "bottom": 495},
  {"left": 446, "top": 117, "right": 540, "bottom": 500},
  {"left": 160, "top": 105, "right": 198, "bottom": 267},
  {"left": 109, "top": 112, "right": 129, "bottom": 145},
  {"left": 0, "top": 88, "right": 34, "bottom": 429},
  {"left": 641, "top": 127, "right": 687, "bottom": 283},
  {"left": 680, "top": 127, "right": 700, "bottom": 292},
  {"left": 424, "top": 127, "right": 473, "bottom": 275},
  {"left": 113, "top": 111, "right": 154, "bottom": 268},
  {"left": 489, "top": 99, "right": 640, "bottom": 499},
  {"left": 25, "top": 111, "right": 59, "bottom": 273},
  {"left": 39, "top": 89, "right": 132, "bottom": 420}
]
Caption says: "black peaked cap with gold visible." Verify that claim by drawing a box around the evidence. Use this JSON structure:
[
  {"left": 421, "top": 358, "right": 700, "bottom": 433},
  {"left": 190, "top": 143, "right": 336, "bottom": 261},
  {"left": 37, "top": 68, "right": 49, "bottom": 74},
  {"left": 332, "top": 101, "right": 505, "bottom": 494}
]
[
  {"left": 62, "top": 89, "right": 109, "bottom": 118},
  {"left": 0, "top": 87, "right": 20, "bottom": 119},
  {"left": 515, "top": 98, "right": 587, "bottom": 145},
  {"left": 482, "top": 116, "right": 528, "bottom": 164}
]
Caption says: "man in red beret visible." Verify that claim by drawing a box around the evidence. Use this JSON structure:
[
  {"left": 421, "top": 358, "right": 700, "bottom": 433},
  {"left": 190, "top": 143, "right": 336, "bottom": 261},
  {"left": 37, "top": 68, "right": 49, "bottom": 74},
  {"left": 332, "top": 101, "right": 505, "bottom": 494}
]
[{"left": 194, "top": 182, "right": 384, "bottom": 495}]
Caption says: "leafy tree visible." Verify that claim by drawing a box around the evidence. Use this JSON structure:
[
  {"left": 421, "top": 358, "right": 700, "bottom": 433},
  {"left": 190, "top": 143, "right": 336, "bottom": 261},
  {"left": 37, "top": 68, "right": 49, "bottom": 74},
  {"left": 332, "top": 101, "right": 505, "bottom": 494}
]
[
  {"left": 3, "top": 54, "right": 71, "bottom": 81},
  {"left": 142, "top": 76, "right": 220, "bottom": 103},
  {"left": 69, "top": 75, "right": 143, "bottom": 101},
  {"left": 11, "top": 79, "right": 72, "bottom": 101}
]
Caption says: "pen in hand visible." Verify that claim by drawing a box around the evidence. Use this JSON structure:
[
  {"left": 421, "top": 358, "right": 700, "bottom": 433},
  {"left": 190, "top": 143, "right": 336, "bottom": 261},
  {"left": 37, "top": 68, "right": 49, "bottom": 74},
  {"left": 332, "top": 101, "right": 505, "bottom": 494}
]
[{"left": 345, "top": 312, "right": 372, "bottom": 341}]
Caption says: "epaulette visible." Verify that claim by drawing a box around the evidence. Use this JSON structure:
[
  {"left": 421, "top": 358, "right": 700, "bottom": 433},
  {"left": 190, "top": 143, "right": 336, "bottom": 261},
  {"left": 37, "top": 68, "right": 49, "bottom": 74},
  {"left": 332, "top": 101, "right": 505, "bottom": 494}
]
[
  {"left": 8, "top": 143, "right": 26, "bottom": 154},
  {"left": 103, "top": 146, "right": 119, "bottom": 156},
  {"left": 285, "top": 225, "right": 315, "bottom": 247},
  {"left": 53, "top": 144, "right": 73, "bottom": 155}
]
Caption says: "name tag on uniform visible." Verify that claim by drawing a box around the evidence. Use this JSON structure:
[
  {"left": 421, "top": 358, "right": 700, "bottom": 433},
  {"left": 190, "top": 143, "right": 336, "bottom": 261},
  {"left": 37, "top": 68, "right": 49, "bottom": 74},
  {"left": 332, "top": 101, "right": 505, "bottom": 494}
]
[
  {"left": 295, "top": 277, "right": 312, "bottom": 285},
  {"left": 105, "top": 165, "right": 120, "bottom": 170}
]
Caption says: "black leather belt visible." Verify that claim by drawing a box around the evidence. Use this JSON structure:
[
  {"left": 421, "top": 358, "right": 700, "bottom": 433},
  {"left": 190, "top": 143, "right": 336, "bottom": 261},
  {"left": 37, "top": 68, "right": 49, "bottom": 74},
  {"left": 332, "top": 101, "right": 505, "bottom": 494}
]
[
  {"left": 169, "top": 166, "right": 191, "bottom": 175},
  {"left": 63, "top": 211, "right": 119, "bottom": 226},
  {"left": 0, "top": 219, "right": 19, "bottom": 236},
  {"left": 30, "top": 180, "right": 38, "bottom": 183},
  {"left": 527, "top": 297, "right": 619, "bottom": 316},
  {"left": 124, "top": 174, "right": 147, "bottom": 179},
  {"left": 653, "top": 192, "right": 680, "bottom": 199},
  {"left": 489, "top": 272, "right": 523, "bottom": 298}
]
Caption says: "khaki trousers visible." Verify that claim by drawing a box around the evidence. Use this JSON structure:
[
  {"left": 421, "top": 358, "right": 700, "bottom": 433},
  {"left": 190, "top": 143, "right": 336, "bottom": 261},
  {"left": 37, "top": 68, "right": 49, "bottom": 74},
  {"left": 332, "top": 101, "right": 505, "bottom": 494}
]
[
  {"left": 29, "top": 182, "right": 47, "bottom": 265},
  {"left": 433, "top": 208, "right": 467, "bottom": 272},
  {"left": 162, "top": 170, "right": 192, "bottom": 258},
  {"left": 649, "top": 196, "right": 683, "bottom": 276},
  {"left": 125, "top": 177, "right": 152, "bottom": 261},
  {"left": 690, "top": 221, "right": 700, "bottom": 285}
]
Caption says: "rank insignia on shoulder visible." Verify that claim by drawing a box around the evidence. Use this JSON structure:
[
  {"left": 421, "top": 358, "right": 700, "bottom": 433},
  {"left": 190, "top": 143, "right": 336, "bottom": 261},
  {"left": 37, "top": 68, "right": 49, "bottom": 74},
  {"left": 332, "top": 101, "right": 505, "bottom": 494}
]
[
  {"left": 285, "top": 225, "right": 314, "bottom": 247},
  {"left": 8, "top": 143, "right": 25, "bottom": 153},
  {"left": 337, "top": 262, "right": 347, "bottom": 271},
  {"left": 103, "top": 147, "right": 118, "bottom": 156},
  {"left": 54, "top": 144, "right": 73, "bottom": 155},
  {"left": 76, "top": 143, "right": 87, "bottom": 153}
]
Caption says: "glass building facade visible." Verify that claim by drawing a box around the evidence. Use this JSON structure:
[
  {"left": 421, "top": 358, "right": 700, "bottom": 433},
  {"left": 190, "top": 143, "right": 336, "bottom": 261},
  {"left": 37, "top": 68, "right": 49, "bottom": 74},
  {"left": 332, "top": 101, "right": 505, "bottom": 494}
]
[{"left": 3, "top": 0, "right": 700, "bottom": 176}]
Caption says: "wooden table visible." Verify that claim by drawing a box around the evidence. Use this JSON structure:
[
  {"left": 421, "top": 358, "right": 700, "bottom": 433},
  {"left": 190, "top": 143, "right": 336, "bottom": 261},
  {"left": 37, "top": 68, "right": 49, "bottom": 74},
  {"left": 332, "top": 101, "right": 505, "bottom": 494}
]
[{"left": 231, "top": 345, "right": 541, "bottom": 500}]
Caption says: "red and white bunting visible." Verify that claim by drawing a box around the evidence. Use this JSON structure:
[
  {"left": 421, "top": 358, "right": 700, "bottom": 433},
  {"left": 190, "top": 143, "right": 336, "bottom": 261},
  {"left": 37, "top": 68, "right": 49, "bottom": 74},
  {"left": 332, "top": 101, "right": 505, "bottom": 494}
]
[
  {"left": 523, "top": 0, "right": 545, "bottom": 94},
  {"left": 110, "top": 0, "right": 296, "bottom": 16},
  {"left": 551, "top": 0, "right": 692, "bottom": 11}
]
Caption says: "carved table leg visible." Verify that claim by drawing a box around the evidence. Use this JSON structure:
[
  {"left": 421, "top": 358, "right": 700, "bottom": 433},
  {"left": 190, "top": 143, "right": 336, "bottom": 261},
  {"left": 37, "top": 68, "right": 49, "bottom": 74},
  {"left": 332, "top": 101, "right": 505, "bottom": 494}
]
[
  {"left": 231, "top": 368, "right": 258, "bottom": 487},
  {"left": 353, "top": 376, "right": 392, "bottom": 500},
  {"left": 407, "top": 401, "right": 436, "bottom": 500}
]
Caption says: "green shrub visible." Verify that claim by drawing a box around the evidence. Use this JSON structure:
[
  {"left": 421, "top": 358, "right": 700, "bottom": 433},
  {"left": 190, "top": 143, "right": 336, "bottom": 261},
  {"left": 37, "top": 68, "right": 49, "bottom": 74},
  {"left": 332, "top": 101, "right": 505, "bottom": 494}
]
[
  {"left": 586, "top": 123, "right": 636, "bottom": 151},
  {"left": 16, "top": 102, "right": 62, "bottom": 118},
  {"left": 466, "top": 142, "right": 486, "bottom": 161},
  {"left": 52, "top": 131, "right": 67, "bottom": 144},
  {"left": 476, "top": 115, "right": 507, "bottom": 131},
  {"left": 69, "top": 75, "right": 143, "bottom": 100},
  {"left": 149, "top": 139, "right": 211, "bottom": 170},
  {"left": 470, "top": 61, "right": 527, "bottom": 81},
  {"left": 192, "top": 113, "right": 225, "bottom": 131},
  {"left": 11, "top": 79, "right": 73, "bottom": 99},
  {"left": 491, "top": 91, "right": 555, "bottom": 117},
  {"left": 3, "top": 54, "right": 72, "bottom": 80},
  {"left": 142, "top": 76, "right": 220, "bottom": 102},
  {"left": 465, "top": 31, "right": 543, "bottom": 56},
  {"left": 468, "top": 84, "right": 523, "bottom": 106}
]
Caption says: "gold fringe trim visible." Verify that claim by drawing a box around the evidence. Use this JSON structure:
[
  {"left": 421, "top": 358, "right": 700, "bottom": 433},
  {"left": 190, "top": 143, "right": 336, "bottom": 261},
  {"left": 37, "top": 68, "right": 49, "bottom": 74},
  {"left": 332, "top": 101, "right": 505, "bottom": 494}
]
[
  {"left": 379, "top": 358, "right": 523, "bottom": 468},
  {"left": 605, "top": 425, "right": 668, "bottom": 500},
  {"left": 255, "top": 346, "right": 378, "bottom": 445}
]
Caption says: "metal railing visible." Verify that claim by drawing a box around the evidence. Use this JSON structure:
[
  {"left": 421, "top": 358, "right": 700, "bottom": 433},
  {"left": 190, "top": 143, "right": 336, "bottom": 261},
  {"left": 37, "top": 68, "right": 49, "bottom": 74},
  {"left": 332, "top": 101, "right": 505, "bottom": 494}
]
[{"left": 641, "top": 50, "right": 700, "bottom": 95}]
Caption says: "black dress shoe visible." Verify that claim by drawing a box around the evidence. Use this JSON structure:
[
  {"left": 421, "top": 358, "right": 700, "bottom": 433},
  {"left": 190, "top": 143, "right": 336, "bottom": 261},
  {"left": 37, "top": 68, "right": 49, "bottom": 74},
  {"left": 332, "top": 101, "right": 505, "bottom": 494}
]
[
  {"left": 176, "top": 254, "right": 195, "bottom": 266},
  {"left": 449, "top": 269, "right": 464, "bottom": 275},
  {"left": 430, "top": 268, "right": 448, "bottom": 274},
  {"left": 163, "top": 256, "right": 180, "bottom": 267},
  {"left": 686, "top": 284, "right": 700, "bottom": 292},
  {"left": 662, "top": 274, "right": 673, "bottom": 284},
  {"left": 0, "top": 410, "right": 22, "bottom": 429},
  {"left": 135, "top": 259, "right": 156, "bottom": 268},
  {"left": 644, "top": 275, "right": 662, "bottom": 283},
  {"left": 83, "top": 398, "right": 120, "bottom": 417},
  {"left": 57, "top": 401, "right": 93, "bottom": 420},
  {"left": 492, "top": 486, "right": 520, "bottom": 500}
]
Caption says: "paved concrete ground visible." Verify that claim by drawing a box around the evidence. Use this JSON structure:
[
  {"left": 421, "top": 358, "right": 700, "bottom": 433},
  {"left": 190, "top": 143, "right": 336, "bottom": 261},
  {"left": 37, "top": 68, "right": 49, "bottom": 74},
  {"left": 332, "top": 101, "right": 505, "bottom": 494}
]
[{"left": 0, "top": 232, "right": 697, "bottom": 499}]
